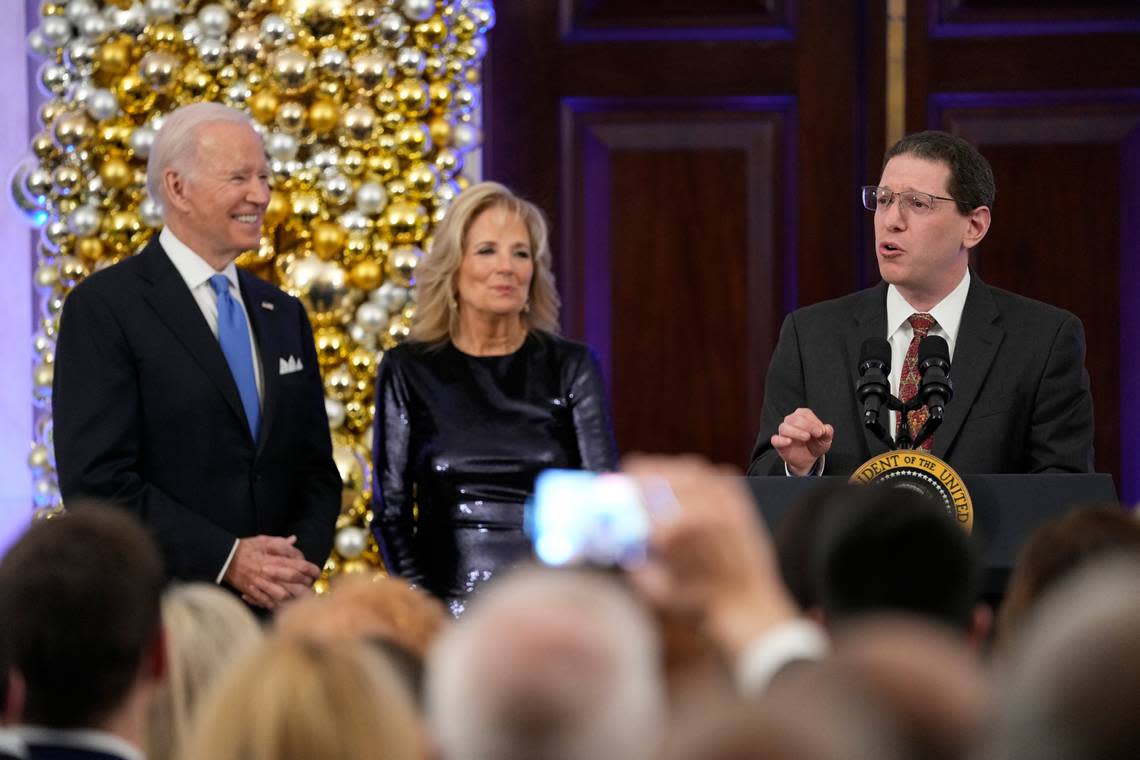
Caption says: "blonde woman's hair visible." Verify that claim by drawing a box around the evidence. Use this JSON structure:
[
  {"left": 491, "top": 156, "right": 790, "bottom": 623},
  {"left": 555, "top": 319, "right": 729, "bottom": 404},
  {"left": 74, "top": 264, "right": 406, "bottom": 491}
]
[
  {"left": 411, "top": 181, "right": 560, "bottom": 344},
  {"left": 146, "top": 583, "right": 264, "bottom": 760},
  {"left": 182, "top": 635, "right": 423, "bottom": 760}
]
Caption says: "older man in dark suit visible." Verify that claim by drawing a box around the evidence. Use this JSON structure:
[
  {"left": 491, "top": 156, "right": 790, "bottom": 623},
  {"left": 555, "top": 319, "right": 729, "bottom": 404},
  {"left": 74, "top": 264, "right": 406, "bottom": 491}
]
[
  {"left": 53, "top": 102, "right": 340, "bottom": 610},
  {"left": 749, "top": 131, "right": 1093, "bottom": 476}
]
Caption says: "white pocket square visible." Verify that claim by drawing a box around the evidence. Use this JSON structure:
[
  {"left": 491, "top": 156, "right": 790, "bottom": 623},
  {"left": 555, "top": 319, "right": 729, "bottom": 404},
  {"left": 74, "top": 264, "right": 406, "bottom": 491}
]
[{"left": 279, "top": 356, "right": 303, "bottom": 375}]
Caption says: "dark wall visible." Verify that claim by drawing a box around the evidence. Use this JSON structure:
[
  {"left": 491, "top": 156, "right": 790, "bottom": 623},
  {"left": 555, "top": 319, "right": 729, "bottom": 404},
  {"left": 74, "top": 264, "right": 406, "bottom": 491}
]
[{"left": 484, "top": 0, "right": 1140, "bottom": 499}]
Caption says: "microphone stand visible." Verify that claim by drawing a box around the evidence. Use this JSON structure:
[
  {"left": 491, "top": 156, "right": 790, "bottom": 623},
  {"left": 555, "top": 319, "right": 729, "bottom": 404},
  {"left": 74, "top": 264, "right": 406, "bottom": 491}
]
[{"left": 865, "top": 394, "right": 944, "bottom": 450}]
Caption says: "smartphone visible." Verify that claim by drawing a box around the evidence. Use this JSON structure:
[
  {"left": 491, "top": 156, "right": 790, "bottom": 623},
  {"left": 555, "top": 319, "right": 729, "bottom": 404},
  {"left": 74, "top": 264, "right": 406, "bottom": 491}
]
[{"left": 525, "top": 469, "right": 673, "bottom": 568}]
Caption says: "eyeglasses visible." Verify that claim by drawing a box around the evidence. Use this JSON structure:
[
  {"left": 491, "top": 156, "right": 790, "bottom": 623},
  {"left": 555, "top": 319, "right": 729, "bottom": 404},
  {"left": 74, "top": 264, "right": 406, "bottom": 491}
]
[{"left": 861, "top": 186, "right": 958, "bottom": 215}]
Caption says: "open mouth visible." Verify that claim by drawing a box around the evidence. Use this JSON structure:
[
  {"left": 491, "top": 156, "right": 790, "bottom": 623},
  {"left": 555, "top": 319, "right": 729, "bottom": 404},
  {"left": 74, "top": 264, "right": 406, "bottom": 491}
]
[{"left": 233, "top": 214, "right": 261, "bottom": 224}]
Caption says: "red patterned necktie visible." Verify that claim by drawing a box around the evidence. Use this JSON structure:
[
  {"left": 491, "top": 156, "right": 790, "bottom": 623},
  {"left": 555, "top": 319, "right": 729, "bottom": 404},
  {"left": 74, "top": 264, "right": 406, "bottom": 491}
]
[{"left": 898, "top": 312, "right": 935, "bottom": 450}]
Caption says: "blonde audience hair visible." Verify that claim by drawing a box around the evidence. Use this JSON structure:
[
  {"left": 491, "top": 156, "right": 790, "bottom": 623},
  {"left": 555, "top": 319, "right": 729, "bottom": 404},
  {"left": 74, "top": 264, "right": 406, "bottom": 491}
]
[
  {"left": 411, "top": 181, "right": 561, "bottom": 344},
  {"left": 275, "top": 575, "right": 447, "bottom": 660},
  {"left": 146, "top": 583, "right": 263, "bottom": 760},
  {"left": 182, "top": 635, "right": 423, "bottom": 760}
]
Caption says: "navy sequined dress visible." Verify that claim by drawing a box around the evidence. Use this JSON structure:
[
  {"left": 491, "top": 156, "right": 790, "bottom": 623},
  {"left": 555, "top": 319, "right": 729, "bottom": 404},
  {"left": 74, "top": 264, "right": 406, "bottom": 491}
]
[{"left": 370, "top": 331, "right": 618, "bottom": 614}]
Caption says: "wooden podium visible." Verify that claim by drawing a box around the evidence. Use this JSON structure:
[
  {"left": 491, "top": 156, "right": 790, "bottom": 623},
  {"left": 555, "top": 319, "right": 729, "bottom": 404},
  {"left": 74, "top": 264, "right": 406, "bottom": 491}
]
[{"left": 745, "top": 474, "right": 1119, "bottom": 594}]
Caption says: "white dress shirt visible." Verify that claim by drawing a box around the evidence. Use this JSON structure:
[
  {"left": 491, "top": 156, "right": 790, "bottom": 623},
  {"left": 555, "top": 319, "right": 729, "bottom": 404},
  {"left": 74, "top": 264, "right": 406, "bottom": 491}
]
[
  {"left": 884, "top": 269, "right": 970, "bottom": 438},
  {"left": 159, "top": 227, "right": 262, "bottom": 582},
  {"left": 10, "top": 726, "right": 143, "bottom": 760}
]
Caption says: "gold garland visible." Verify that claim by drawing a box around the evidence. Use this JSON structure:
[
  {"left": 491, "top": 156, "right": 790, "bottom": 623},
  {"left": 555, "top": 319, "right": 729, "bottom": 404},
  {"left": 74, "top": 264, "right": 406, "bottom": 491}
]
[{"left": 12, "top": 0, "right": 494, "bottom": 590}]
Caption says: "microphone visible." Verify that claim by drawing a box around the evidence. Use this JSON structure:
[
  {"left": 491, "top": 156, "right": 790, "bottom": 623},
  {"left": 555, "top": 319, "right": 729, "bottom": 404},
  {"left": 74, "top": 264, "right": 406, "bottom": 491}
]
[
  {"left": 917, "top": 335, "right": 953, "bottom": 420},
  {"left": 856, "top": 337, "right": 892, "bottom": 427}
]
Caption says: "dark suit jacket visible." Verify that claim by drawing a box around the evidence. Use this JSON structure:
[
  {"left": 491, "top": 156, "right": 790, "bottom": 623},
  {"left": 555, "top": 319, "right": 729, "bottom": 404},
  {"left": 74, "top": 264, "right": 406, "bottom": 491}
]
[
  {"left": 53, "top": 237, "right": 341, "bottom": 581},
  {"left": 748, "top": 275, "right": 1094, "bottom": 476}
]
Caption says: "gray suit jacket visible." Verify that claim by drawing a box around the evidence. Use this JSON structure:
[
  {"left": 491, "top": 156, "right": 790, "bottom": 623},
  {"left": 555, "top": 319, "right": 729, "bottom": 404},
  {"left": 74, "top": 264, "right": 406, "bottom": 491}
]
[{"left": 748, "top": 275, "right": 1094, "bottom": 476}]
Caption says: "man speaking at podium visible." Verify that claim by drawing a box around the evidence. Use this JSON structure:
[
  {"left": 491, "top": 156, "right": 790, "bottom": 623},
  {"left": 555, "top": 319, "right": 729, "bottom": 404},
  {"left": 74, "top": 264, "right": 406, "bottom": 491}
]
[{"left": 748, "top": 131, "right": 1094, "bottom": 477}]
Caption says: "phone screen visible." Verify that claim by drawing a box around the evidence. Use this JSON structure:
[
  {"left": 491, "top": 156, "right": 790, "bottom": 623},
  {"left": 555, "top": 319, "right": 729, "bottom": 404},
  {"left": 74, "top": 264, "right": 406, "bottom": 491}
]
[{"left": 525, "top": 470, "right": 651, "bottom": 568}]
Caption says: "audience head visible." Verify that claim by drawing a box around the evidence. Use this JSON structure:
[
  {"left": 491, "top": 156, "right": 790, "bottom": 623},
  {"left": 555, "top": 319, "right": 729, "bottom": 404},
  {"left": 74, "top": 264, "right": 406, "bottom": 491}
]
[
  {"left": 884, "top": 130, "right": 995, "bottom": 213},
  {"left": 411, "top": 180, "right": 560, "bottom": 343},
  {"left": 829, "top": 616, "right": 991, "bottom": 760},
  {"left": 775, "top": 481, "right": 862, "bottom": 612},
  {"left": 183, "top": 635, "right": 422, "bottom": 760},
  {"left": 661, "top": 666, "right": 901, "bottom": 760},
  {"left": 996, "top": 504, "right": 1140, "bottom": 650},
  {"left": 0, "top": 506, "right": 164, "bottom": 729},
  {"left": 426, "top": 566, "right": 665, "bottom": 760},
  {"left": 146, "top": 583, "right": 263, "bottom": 760},
  {"left": 275, "top": 574, "right": 448, "bottom": 700},
  {"left": 813, "top": 486, "right": 982, "bottom": 635},
  {"left": 982, "top": 557, "right": 1140, "bottom": 760}
]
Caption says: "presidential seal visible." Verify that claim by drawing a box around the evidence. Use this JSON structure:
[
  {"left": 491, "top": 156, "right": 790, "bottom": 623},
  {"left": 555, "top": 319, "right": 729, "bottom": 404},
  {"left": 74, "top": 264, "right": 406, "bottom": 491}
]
[{"left": 850, "top": 450, "right": 973, "bottom": 532}]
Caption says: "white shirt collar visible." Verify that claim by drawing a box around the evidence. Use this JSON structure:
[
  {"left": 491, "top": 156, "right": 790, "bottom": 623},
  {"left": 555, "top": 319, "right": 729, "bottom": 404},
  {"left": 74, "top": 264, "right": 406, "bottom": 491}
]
[
  {"left": 160, "top": 227, "right": 240, "bottom": 292},
  {"left": 11, "top": 725, "right": 144, "bottom": 760},
  {"left": 886, "top": 268, "right": 971, "bottom": 352}
]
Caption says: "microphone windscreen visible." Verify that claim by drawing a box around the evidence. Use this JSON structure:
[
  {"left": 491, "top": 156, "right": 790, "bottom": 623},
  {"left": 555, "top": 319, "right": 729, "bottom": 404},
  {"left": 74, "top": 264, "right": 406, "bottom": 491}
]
[
  {"left": 860, "top": 337, "right": 892, "bottom": 370},
  {"left": 918, "top": 335, "right": 950, "bottom": 366}
]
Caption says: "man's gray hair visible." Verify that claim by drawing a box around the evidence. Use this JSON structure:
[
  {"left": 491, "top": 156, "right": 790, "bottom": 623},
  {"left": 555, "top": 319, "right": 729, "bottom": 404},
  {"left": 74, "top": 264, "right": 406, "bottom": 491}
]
[
  {"left": 146, "top": 102, "right": 257, "bottom": 207},
  {"left": 426, "top": 566, "right": 666, "bottom": 760}
]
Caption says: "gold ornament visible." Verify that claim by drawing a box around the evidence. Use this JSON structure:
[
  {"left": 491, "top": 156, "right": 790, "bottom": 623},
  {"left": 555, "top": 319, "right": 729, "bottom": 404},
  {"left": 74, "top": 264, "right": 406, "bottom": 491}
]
[
  {"left": 414, "top": 16, "right": 450, "bottom": 48},
  {"left": 248, "top": 89, "right": 280, "bottom": 124},
  {"left": 395, "top": 78, "right": 429, "bottom": 116},
  {"left": 276, "top": 100, "right": 307, "bottom": 133},
  {"left": 75, "top": 237, "right": 105, "bottom": 262},
  {"left": 324, "top": 364, "right": 355, "bottom": 402},
  {"left": 314, "top": 325, "right": 349, "bottom": 366},
  {"left": 284, "top": 0, "right": 350, "bottom": 44},
  {"left": 404, "top": 161, "right": 439, "bottom": 199},
  {"left": 380, "top": 201, "right": 428, "bottom": 245},
  {"left": 264, "top": 190, "right": 290, "bottom": 228},
  {"left": 58, "top": 256, "right": 89, "bottom": 288},
  {"left": 365, "top": 151, "right": 400, "bottom": 182},
  {"left": 52, "top": 111, "right": 94, "bottom": 152},
  {"left": 34, "top": 265, "right": 60, "bottom": 289},
  {"left": 138, "top": 51, "right": 182, "bottom": 94},
  {"left": 269, "top": 46, "right": 315, "bottom": 96},
  {"left": 99, "top": 156, "right": 133, "bottom": 190},
  {"left": 312, "top": 220, "right": 346, "bottom": 259},
  {"left": 395, "top": 121, "right": 431, "bottom": 160},
  {"left": 349, "top": 259, "right": 383, "bottom": 290},
  {"left": 94, "top": 37, "right": 135, "bottom": 85},
  {"left": 177, "top": 61, "right": 218, "bottom": 101},
  {"left": 350, "top": 51, "right": 394, "bottom": 95},
  {"left": 146, "top": 23, "right": 182, "bottom": 50},
  {"left": 428, "top": 80, "right": 452, "bottom": 112},
  {"left": 307, "top": 99, "right": 339, "bottom": 135},
  {"left": 114, "top": 72, "right": 157, "bottom": 115},
  {"left": 51, "top": 165, "right": 83, "bottom": 197},
  {"left": 339, "top": 102, "right": 378, "bottom": 146},
  {"left": 385, "top": 244, "right": 422, "bottom": 286}
]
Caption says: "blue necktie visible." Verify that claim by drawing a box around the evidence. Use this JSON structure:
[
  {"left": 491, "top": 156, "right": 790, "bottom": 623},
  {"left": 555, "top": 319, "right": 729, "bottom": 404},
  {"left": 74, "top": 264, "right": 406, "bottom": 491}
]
[{"left": 209, "top": 274, "right": 260, "bottom": 439}]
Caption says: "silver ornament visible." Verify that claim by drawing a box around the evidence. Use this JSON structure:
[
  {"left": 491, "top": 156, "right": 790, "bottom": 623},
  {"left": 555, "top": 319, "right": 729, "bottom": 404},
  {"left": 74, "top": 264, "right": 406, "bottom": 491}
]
[
  {"left": 375, "top": 12, "right": 409, "bottom": 47},
  {"left": 68, "top": 81, "right": 94, "bottom": 106},
  {"left": 75, "top": 12, "right": 108, "bottom": 40},
  {"left": 197, "top": 3, "right": 231, "bottom": 37},
  {"left": 394, "top": 46, "right": 426, "bottom": 78},
  {"left": 355, "top": 181, "right": 387, "bottom": 215},
  {"left": 348, "top": 323, "right": 376, "bottom": 349},
  {"left": 128, "top": 125, "right": 155, "bottom": 158},
  {"left": 144, "top": 0, "right": 178, "bottom": 22},
  {"left": 259, "top": 14, "right": 294, "bottom": 46},
  {"left": 338, "top": 210, "right": 369, "bottom": 233},
  {"left": 196, "top": 37, "right": 227, "bottom": 67},
  {"left": 139, "top": 195, "right": 164, "bottom": 228},
  {"left": 65, "top": 0, "right": 99, "bottom": 27},
  {"left": 265, "top": 131, "right": 299, "bottom": 161},
  {"left": 40, "top": 16, "right": 74, "bottom": 48},
  {"left": 355, "top": 301, "right": 387, "bottom": 333},
  {"left": 181, "top": 18, "right": 203, "bottom": 43},
  {"left": 64, "top": 40, "right": 96, "bottom": 74},
  {"left": 334, "top": 526, "right": 368, "bottom": 559},
  {"left": 401, "top": 0, "right": 435, "bottom": 23},
  {"left": 310, "top": 148, "right": 340, "bottom": 173},
  {"left": 107, "top": 3, "right": 147, "bottom": 35},
  {"left": 67, "top": 204, "right": 101, "bottom": 236},
  {"left": 87, "top": 88, "right": 120, "bottom": 121},
  {"left": 316, "top": 47, "right": 348, "bottom": 76},
  {"left": 320, "top": 172, "right": 353, "bottom": 207},
  {"left": 325, "top": 397, "right": 346, "bottom": 429},
  {"left": 39, "top": 63, "right": 71, "bottom": 97},
  {"left": 452, "top": 122, "right": 481, "bottom": 152},
  {"left": 224, "top": 79, "right": 252, "bottom": 106},
  {"left": 28, "top": 29, "right": 51, "bottom": 56}
]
